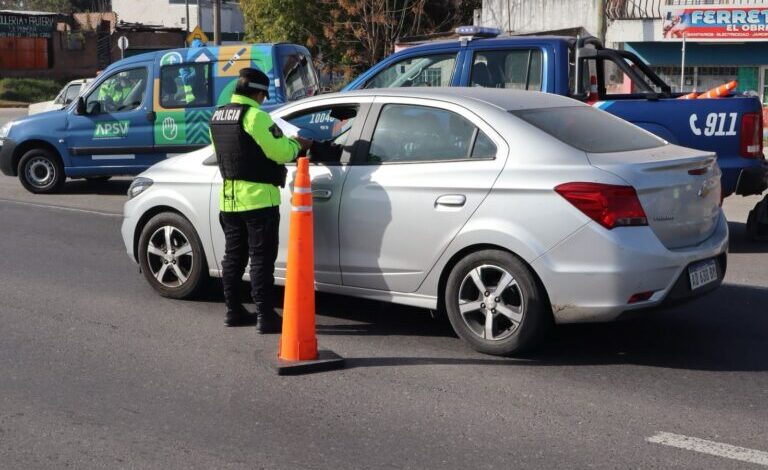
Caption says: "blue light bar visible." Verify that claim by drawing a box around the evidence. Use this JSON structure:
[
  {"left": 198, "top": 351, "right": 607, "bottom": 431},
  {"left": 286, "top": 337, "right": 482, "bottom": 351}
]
[{"left": 455, "top": 26, "right": 502, "bottom": 38}]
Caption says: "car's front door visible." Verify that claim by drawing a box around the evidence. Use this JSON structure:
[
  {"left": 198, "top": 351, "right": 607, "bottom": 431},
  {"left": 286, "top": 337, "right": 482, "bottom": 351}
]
[
  {"left": 208, "top": 97, "right": 371, "bottom": 286},
  {"left": 338, "top": 97, "right": 508, "bottom": 293},
  {"left": 66, "top": 66, "right": 158, "bottom": 172}
]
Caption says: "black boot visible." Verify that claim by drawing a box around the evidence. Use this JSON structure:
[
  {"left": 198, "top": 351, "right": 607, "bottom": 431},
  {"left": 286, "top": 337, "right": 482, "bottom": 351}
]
[
  {"left": 225, "top": 305, "right": 255, "bottom": 327},
  {"left": 256, "top": 310, "right": 282, "bottom": 334}
]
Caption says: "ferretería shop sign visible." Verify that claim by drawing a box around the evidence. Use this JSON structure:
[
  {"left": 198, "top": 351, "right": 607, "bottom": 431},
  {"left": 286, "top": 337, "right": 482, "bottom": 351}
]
[
  {"left": 0, "top": 13, "right": 57, "bottom": 38},
  {"left": 663, "top": 6, "right": 768, "bottom": 41}
]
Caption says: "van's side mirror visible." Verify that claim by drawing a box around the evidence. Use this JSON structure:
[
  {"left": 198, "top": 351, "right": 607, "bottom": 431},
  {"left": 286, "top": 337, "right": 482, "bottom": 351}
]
[
  {"left": 86, "top": 100, "right": 101, "bottom": 116},
  {"left": 76, "top": 97, "right": 87, "bottom": 115}
]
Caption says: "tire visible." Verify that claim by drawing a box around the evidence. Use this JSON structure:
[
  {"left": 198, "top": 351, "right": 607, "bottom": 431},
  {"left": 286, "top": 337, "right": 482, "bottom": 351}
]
[
  {"left": 85, "top": 176, "right": 112, "bottom": 182},
  {"left": 444, "top": 249, "right": 550, "bottom": 356},
  {"left": 17, "top": 148, "right": 65, "bottom": 194},
  {"left": 137, "top": 212, "right": 208, "bottom": 299}
]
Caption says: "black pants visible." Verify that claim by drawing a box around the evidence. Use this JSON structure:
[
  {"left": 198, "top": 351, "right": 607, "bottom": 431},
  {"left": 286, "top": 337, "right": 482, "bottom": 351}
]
[{"left": 219, "top": 206, "right": 280, "bottom": 314}]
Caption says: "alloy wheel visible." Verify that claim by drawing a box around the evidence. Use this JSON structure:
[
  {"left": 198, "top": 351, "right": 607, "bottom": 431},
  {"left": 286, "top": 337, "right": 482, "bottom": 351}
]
[
  {"left": 146, "top": 225, "right": 195, "bottom": 288},
  {"left": 457, "top": 264, "right": 525, "bottom": 341}
]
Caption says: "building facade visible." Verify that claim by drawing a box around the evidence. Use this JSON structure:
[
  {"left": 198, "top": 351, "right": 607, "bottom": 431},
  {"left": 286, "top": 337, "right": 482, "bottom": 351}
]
[
  {"left": 111, "top": 0, "right": 244, "bottom": 42},
  {"left": 476, "top": 0, "right": 768, "bottom": 102}
]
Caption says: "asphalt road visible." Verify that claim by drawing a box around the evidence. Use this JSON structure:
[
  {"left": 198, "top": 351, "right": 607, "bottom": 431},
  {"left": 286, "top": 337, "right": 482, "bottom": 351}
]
[{"left": 1, "top": 107, "right": 768, "bottom": 469}]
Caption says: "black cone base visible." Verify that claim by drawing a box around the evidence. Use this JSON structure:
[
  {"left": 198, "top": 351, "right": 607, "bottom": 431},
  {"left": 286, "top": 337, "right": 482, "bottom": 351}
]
[{"left": 259, "top": 349, "right": 345, "bottom": 375}]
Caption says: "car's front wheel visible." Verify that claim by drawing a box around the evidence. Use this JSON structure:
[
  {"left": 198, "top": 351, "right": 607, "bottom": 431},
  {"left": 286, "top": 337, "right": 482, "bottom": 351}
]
[
  {"left": 445, "top": 249, "right": 550, "bottom": 356},
  {"left": 18, "top": 148, "right": 65, "bottom": 194},
  {"left": 138, "top": 212, "right": 207, "bottom": 299}
]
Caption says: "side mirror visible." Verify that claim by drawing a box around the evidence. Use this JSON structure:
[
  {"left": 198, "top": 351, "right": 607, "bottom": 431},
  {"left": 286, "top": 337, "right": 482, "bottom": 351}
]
[
  {"left": 76, "top": 97, "right": 87, "bottom": 115},
  {"left": 86, "top": 100, "right": 102, "bottom": 115}
]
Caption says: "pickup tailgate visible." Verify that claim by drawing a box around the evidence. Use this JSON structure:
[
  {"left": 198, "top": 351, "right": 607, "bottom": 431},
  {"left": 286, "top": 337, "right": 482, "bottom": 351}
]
[
  {"left": 588, "top": 145, "right": 722, "bottom": 250},
  {"left": 596, "top": 95, "right": 760, "bottom": 150}
]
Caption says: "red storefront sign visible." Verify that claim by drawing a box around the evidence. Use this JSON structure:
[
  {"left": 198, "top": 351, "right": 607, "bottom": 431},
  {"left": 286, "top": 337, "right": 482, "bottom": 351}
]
[{"left": 663, "top": 6, "right": 768, "bottom": 41}]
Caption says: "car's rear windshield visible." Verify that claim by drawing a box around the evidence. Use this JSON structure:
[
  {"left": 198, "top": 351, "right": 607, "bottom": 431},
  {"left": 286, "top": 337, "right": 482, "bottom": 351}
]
[{"left": 510, "top": 106, "right": 666, "bottom": 153}]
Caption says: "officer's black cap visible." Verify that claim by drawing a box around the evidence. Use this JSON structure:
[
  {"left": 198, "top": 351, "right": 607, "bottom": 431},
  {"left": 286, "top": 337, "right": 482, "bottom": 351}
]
[{"left": 240, "top": 67, "right": 270, "bottom": 99}]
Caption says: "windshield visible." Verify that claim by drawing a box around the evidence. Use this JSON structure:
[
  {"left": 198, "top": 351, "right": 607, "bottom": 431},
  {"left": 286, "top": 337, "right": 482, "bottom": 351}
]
[{"left": 512, "top": 106, "right": 666, "bottom": 153}]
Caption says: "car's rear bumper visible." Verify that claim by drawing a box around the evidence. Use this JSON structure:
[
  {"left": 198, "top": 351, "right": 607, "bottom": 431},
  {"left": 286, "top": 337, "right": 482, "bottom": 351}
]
[
  {"left": 531, "top": 211, "right": 729, "bottom": 324},
  {"left": 0, "top": 138, "right": 17, "bottom": 176}
]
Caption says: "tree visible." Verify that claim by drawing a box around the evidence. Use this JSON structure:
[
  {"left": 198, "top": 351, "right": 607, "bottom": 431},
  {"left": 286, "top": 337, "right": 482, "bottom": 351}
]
[
  {"left": 241, "top": 0, "right": 326, "bottom": 54},
  {"left": 320, "top": 0, "right": 460, "bottom": 77}
]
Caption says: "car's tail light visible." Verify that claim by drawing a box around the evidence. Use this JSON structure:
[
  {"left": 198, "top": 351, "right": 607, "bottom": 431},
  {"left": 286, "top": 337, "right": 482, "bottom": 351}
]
[
  {"left": 740, "top": 112, "right": 764, "bottom": 159},
  {"left": 555, "top": 182, "right": 648, "bottom": 229},
  {"left": 628, "top": 291, "right": 654, "bottom": 304}
]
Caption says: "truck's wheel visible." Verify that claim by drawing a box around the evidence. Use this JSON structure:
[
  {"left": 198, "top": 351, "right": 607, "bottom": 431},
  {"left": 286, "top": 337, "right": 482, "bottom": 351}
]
[
  {"left": 444, "top": 249, "right": 551, "bottom": 356},
  {"left": 18, "top": 148, "right": 65, "bottom": 194}
]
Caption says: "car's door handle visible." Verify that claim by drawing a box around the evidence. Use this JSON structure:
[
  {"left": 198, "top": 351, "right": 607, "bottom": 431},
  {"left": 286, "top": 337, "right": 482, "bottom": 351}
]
[
  {"left": 435, "top": 194, "right": 466, "bottom": 207},
  {"left": 146, "top": 111, "right": 156, "bottom": 122},
  {"left": 312, "top": 189, "right": 332, "bottom": 200}
]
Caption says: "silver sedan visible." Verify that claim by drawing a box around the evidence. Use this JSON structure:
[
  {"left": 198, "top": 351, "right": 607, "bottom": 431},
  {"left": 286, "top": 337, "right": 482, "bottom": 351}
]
[{"left": 121, "top": 88, "right": 728, "bottom": 356}]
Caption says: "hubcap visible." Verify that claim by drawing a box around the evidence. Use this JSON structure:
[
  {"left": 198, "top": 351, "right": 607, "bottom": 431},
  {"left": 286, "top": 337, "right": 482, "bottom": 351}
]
[
  {"left": 146, "top": 225, "right": 194, "bottom": 288},
  {"left": 25, "top": 157, "right": 55, "bottom": 187},
  {"left": 457, "top": 264, "right": 525, "bottom": 341}
]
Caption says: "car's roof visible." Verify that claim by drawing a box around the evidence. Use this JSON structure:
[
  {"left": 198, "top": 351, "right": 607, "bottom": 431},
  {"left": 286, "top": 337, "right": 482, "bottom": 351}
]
[
  {"left": 301, "top": 87, "right": 581, "bottom": 111},
  {"left": 400, "top": 35, "right": 571, "bottom": 53}
]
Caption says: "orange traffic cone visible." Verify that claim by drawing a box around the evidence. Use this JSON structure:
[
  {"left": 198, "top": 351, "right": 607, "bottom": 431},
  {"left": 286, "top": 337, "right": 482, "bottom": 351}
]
[
  {"left": 269, "top": 157, "right": 344, "bottom": 375},
  {"left": 586, "top": 75, "right": 598, "bottom": 104},
  {"left": 697, "top": 80, "right": 737, "bottom": 99},
  {"left": 678, "top": 91, "right": 699, "bottom": 100}
]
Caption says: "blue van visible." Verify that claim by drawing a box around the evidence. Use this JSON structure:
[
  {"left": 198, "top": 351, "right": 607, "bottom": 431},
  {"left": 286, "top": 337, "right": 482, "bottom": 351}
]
[{"left": 0, "top": 43, "right": 319, "bottom": 193}]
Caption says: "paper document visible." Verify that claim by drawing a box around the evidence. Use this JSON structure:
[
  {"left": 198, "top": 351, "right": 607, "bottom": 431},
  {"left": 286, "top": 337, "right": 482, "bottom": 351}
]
[{"left": 272, "top": 117, "right": 301, "bottom": 138}]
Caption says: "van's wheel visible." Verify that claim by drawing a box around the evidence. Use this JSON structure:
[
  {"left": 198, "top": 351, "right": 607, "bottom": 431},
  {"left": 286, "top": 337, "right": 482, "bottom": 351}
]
[
  {"left": 138, "top": 212, "right": 208, "bottom": 299},
  {"left": 444, "top": 249, "right": 550, "bottom": 356},
  {"left": 18, "top": 148, "right": 65, "bottom": 194}
]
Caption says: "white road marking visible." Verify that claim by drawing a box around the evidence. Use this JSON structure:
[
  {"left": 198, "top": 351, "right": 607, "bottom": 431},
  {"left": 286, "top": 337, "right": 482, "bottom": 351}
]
[
  {"left": 648, "top": 432, "right": 768, "bottom": 467},
  {"left": 0, "top": 198, "right": 121, "bottom": 217}
]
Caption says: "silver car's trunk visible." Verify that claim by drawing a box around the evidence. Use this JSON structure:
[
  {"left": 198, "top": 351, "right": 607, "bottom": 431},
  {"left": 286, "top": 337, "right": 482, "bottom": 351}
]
[{"left": 587, "top": 145, "right": 722, "bottom": 249}]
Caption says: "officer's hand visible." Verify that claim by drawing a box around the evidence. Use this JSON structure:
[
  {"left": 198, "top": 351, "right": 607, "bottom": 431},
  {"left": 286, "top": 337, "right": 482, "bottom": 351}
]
[{"left": 295, "top": 136, "right": 313, "bottom": 152}]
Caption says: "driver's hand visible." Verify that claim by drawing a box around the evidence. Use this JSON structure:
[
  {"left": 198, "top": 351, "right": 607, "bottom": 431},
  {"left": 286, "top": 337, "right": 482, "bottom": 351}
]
[{"left": 295, "top": 136, "right": 313, "bottom": 151}]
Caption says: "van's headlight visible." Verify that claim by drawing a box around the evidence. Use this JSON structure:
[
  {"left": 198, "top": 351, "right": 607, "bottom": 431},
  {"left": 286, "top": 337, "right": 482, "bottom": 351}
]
[
  {"left": 0, "top": 121, "right": 14, "bottom": 139},
  {"left": 128, "top": 177, "right": 153, "bottom": 199}
]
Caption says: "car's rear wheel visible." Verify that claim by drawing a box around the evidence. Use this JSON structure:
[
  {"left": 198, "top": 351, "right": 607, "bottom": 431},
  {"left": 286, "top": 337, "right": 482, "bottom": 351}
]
[
  {"left": 445, "top": 249, "right": 550, "bottom": 356},
  {"left": 18, "top": 148, "right": 65, "bottom": 194},
  {"left": 138, "top": 212, "right": 207, "bottom": 299}
]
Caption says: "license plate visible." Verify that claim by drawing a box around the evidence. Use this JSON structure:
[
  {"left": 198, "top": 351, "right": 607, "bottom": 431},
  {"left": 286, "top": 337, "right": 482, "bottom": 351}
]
[{"left": 688, "top": 259, "right": 718, "bottom": 290}]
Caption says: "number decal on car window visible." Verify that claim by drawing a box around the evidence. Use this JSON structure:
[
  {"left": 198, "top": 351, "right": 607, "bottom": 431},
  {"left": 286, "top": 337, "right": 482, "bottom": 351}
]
[{"left": 689, "top": 112, "right": 738, "bottom": 137}]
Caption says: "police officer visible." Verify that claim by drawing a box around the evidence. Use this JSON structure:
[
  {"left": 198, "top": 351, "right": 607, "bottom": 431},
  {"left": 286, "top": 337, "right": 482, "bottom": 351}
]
[{"left": 209, "top": 68, "right": 311, "bottom": 332}]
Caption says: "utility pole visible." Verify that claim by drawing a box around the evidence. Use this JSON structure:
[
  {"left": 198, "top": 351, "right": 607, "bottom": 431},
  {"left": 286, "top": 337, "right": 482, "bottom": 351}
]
[
  {"left": 185, "top": 0, "right": 190, "bottom": 33},
  {"left": 213, "top": 0, "right": 222, "bottom": 45}
]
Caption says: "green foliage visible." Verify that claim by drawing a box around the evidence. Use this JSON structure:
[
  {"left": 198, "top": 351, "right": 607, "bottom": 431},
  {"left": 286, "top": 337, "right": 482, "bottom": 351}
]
[
  {"left": 241, "top": 0, "right": 325, "bottom": 50},
  {"left": 0, "top": 78, "right": 65, "bottom": 103}
]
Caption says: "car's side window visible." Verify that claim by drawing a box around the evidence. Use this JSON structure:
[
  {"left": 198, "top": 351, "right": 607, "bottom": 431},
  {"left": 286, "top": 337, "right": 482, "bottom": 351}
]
[
  {"left": 86, "top": 67, "right": 148, "bottom": 114},
  {"left": 64, "top": 84, "right": 81, "bottom": 104},
  {"left": 160, "top": 63, "right": 212, "bottom": 108},
  {"left": 284, "top": 104, "right": 360, "bottom": 163},
  {"left": 366, "top": 104, "right": 493, "bottom": 163},
  {"left": 364, "top": 53, "right": 457, "bottom": 89},
  {"left": 470, "top": 49, "right": 542, "bottom": 91}
]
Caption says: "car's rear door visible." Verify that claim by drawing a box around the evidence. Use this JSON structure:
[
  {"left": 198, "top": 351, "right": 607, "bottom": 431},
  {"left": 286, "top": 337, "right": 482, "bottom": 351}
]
[{"left": 337, "top": 96, "right": 508, "bottom": 293}]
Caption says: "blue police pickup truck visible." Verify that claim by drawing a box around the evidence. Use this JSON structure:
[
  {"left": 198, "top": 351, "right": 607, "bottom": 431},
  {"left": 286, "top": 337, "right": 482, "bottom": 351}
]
[
  {"left": 343, "top": 27, "right": 768, "bottom": 203},
  {"left": 0, "top": 43, "right": 319, "bottom": 193}
]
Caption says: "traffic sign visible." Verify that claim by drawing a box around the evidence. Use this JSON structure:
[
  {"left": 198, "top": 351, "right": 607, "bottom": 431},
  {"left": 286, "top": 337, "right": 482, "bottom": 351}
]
[
  {"left": 117, "top": 35, "right": 129, "bottom": 59},
  {"left": 186, "top": 26, "right": 209, "bottom": 46}
]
